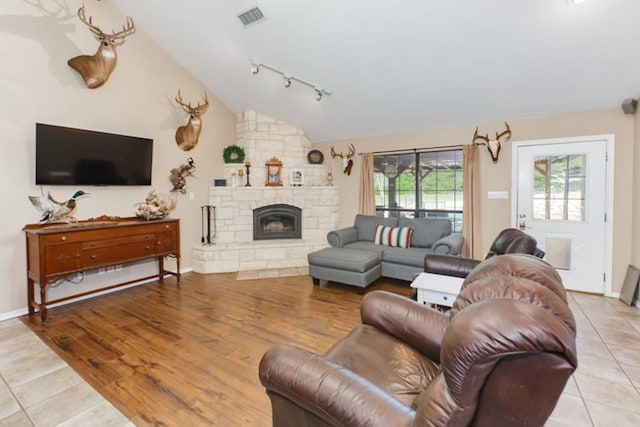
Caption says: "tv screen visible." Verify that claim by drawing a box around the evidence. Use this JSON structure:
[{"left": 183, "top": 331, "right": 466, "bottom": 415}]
[{"left": 35, "top": 123, "right": 153, "bottom": 186}]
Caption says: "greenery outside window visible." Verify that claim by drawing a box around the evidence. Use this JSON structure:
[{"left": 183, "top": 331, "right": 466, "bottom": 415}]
[{"left": 374, "top": 149, "right": 463, "bottom": 232}]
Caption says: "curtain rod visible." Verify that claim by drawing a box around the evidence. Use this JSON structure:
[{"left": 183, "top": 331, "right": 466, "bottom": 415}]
[{"left": 359, "top": 144, "right": 465, "bottom": 155}]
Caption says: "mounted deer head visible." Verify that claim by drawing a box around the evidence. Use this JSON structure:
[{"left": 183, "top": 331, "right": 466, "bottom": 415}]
[
  {"left": 472, "top": 122, "right": 512, "bottom": 163},
  {"left": 67, "top": 6, "right": 135, "bottom": 89},
  {"left": 175, "top": 90, "right": 209, "bottom": 151},
  {"left": 330, "top": 144, "right": 356, "bottom": 175}
]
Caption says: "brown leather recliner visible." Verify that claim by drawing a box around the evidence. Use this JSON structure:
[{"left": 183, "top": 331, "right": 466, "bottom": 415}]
[
  {"left": 424, "top": 228, "right": 544, "bottom": 279},
  {"left": 259, "top": 254, "right": 577, "bottom": 427}
]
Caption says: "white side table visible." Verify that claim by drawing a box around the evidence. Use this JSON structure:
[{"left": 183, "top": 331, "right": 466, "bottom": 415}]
[{"left": 410, "top": 272, "right": 463, "bottom": 308}]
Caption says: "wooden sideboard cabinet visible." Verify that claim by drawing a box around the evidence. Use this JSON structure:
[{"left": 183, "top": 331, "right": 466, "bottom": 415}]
[{"left": 24, "top": 217, "right": 180, "bottom": 324}]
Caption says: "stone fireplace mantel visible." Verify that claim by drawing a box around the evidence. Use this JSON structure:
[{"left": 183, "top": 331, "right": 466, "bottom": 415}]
[
  {"left": 192, "top": 110, "right": 339, "bottom": 279},
  {"left": 192, "top": 185, "right": 339, "bottom": 279}
]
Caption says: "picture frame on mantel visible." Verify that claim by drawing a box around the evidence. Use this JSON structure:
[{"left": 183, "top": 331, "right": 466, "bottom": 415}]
[
  {"left": 290, "top": 169, "right": 304, "bottom": 186},
  {"left": 265, "top": 157, "right": 283, "bottom": 187}
]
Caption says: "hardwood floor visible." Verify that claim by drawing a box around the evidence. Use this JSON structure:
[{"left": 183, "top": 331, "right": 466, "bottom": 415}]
[{"left": 22, "top": 273, "right": 412, "bottom": 426}]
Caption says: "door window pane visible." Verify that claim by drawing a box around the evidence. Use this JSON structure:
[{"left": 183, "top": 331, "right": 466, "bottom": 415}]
[{"left": 532, "top": 154, "right": 585, "bottom": 221}]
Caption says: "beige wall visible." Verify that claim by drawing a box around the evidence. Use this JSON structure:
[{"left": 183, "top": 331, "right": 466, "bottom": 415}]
[
  {"left": 315, "top": 109, "right": 635, "bottom": 294},
  {"left": 0, "top": 0, "right": 235, "bottom": 317}
]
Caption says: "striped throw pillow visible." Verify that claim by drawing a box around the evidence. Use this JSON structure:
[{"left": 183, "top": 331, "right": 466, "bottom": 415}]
[{"left": 374, "top": 224, "right": 413, "bottom": 248}]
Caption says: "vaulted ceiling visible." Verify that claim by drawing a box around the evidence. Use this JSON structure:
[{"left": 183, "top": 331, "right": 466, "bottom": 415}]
[{"left": 110, "top": 0, "right": 640, "bottom": 142}]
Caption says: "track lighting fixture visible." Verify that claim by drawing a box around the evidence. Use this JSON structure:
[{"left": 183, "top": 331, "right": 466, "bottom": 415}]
[{"left": 250, "top": 60, "right": 332, "bottom": 101}]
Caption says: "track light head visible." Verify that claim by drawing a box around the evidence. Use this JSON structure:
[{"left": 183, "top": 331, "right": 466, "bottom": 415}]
[
  {"left": 251, "top": 64, "right": 260, "bottom": 74},
  {"left": 315, "top": 88, "right": 323, "bottom": 101},
  {"left": 283, "top": 76, "right": 292, "bottom": 88}
]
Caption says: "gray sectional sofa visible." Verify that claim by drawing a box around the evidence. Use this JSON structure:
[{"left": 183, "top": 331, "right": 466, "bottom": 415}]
[{"left": 308, "top": 214, "right": 464, "bottom": 289}]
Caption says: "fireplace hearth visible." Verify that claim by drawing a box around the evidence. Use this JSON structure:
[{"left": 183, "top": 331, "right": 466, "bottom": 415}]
[{"left": 253, "top": 204, "right": 302, "bottom": 240}]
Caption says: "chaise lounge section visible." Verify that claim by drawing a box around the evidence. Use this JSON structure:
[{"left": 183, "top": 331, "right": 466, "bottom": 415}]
[{"left": 308, "top": 214, "right": 464, "bottom": 289}]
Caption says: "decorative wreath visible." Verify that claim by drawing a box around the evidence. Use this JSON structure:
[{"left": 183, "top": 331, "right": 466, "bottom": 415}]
[{"left": 223, "top": 145, "right": 246, "bottom": 163}]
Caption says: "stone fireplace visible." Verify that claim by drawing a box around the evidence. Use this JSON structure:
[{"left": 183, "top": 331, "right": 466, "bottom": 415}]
[
  {"left": 253, "top": 204, "right": 302, "bottom": 240},
  {"left": 192, "top": 111, "right": 339, "bottom": 279}
]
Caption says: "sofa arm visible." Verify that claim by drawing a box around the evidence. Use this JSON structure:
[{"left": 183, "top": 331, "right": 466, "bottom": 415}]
[
  {"left": 327, "top": 226, "right": 358, "bottom": 248},
  {"left": 259, "top": 344, "right": 414, "bottom": 427},
  {"left": 431, "top": 233, "right": 464, "bottom": 255},
  {"left": 424, "top": 254, "right": 481, "bottom": 278},
  {"left": 360, "top": 291, "right": 448, "bottom": 363}
]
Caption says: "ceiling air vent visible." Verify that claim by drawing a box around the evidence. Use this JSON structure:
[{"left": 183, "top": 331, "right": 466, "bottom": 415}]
[{"left": 238, "top": 7, "right": 265, "bottom": 27}]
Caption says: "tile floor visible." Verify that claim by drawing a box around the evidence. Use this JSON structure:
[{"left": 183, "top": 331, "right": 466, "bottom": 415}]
[
  {"left": 0, "top": 292, "right": 639, "bottom": 426},
  {"left": 0, "top": 318, "right": 132, "bottom": 427}
]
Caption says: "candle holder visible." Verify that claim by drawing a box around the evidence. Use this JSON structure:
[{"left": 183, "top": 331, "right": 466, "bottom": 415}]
[
  {"left": 245, "top": 161, "right": 252, "bottom": 187},
  {"left": 238, "top": 168, "right": 244, "bottom": 186}
]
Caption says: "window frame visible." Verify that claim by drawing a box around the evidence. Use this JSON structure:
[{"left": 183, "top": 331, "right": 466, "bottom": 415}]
[{"left": 373, "top": 149, "right": 463, "bottom": 232}]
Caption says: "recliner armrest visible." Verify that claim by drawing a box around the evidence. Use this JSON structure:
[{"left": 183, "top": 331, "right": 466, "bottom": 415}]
[
  {"left": 259, "top": 344, "right": 414, "bottom": 427},
  {"left": 360, "top": 291, "right": 448, "bottom": 363},
  {"left": 424, "top": 254, "right": 481, "bottom": 278},
  {"left": 431, "top": 233, "right": 464, "bottom": 255},
  {"left": 327, "top": 226, "right": 358, "bottom": 247}
]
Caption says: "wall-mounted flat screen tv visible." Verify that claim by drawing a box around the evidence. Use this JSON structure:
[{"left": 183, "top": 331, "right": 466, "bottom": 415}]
[{"left": 35, "top": 123, "right": 153, "bottom": 186}]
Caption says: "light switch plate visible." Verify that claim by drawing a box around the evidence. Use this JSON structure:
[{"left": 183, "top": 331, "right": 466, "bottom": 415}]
[{"left": 488, "top": 191, "right": 509, "bottom": 199}]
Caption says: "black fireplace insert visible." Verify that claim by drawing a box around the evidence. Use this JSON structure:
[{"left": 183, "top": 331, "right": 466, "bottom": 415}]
[{"left": 253, "top": 204, "right": 302, "bottom": 240}]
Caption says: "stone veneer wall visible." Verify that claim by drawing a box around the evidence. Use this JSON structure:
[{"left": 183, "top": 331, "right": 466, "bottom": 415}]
[
  {"left": 192, "top": 111, "right": 338, "bottom": 279},
  {"left": 224, "top": 110, "right": 327, "bottom": 187}
]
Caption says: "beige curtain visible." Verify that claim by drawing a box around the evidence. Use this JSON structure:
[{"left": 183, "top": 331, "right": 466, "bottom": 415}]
[
  {"left": 358, "top": 153, "right": 376, "bottom": 215},
  {"left": 462, "top": 144, "right": 482, "bottom": 258}
]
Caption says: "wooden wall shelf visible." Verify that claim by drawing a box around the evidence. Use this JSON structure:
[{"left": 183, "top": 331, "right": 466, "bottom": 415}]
[{"left": 24, "top": 217, "right": 180, "bottom": 324}]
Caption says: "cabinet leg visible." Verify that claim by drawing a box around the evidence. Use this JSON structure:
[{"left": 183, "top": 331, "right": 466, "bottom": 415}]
[
  {"left": 176, "top": 258, "right": 181, "bottom": 286},
  {"left": 39, "top": 285, "right": 48, "bottom": 324},
  {"left": 27, "top": 279, "right": 35, "bottom": 315}
]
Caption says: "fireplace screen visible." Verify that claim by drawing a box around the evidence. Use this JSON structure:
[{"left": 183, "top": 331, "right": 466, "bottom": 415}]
[{"left": 253, "top": 204, "right": 302, "bottom": 240}]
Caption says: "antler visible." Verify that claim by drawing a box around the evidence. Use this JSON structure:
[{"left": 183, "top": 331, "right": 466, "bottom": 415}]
[
  {"left": 111, "top": 16, "right": 135, "bottom": 41},
  {"left": 472, "top": 127, "right": 490, "bottom": 145},
  {"left": 330, "top": 144, "right": 355, "bottom": 159},
  {"left": 495, "top": 122, "right": 512, "bottom": 143},
  {"left": 176, "top": 90, "right": 209, "bottom": 116},
  {"left": 345, "top": 144, "right": 355, "bottom": 159},
  {"left": 77, "top": 5, "right": 135, "bottom": 41},
  {"left": 77, "top": 5, "right": 103, "bottom": 37}
]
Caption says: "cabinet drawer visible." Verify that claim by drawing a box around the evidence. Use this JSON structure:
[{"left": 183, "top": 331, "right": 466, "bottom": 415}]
[
  {"left": 81, "top": 233, "right": 155, "bottom": 250},
  {"left": 44, "top": 233, "right": 83, "bottom": 245},
  {"left": 418, "top": 289, "right": 457, "bottom": 307},
  {"left": 46, "top": 243, "right": 81, "bottom": 274},
  {"left": 82, "top": 241, "right": 156, "bottom": 269}
]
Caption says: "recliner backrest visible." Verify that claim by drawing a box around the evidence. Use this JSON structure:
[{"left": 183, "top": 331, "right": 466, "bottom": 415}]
[
  {"left": 485, "top": 228, "right": 537, "bottom": 259},
  {"left": 412, "top": 254, "right": 577, "bottom": 426}
]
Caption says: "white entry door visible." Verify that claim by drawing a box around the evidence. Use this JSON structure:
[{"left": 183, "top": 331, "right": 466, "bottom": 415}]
[{"left": 512, "top": 136, "right": 612, "bottom": 294}]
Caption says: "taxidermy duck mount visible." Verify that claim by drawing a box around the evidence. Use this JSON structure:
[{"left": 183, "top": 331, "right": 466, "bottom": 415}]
[
  {"left": 28, "top": 190, "right": 90, "bottom": 223},
  {"left": 170, "top": 158, "right": 196, "bottom": 194}
]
